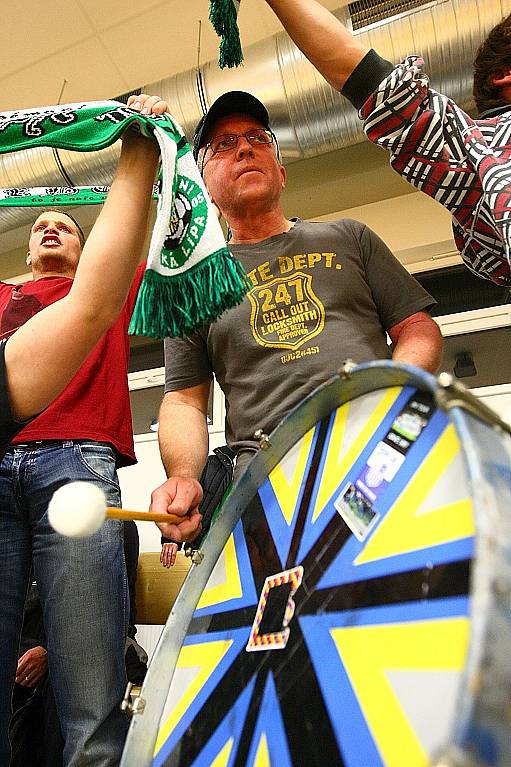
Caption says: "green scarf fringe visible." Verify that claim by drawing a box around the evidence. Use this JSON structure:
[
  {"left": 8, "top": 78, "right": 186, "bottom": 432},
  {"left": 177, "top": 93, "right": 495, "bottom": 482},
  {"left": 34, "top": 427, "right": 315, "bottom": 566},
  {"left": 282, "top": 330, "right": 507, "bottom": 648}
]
[
  {"left": 129, "top": 249, "right": 248, "bottom": 338},
  {"left": 209, "top": 0, "right": 243, "bottom": 68}
]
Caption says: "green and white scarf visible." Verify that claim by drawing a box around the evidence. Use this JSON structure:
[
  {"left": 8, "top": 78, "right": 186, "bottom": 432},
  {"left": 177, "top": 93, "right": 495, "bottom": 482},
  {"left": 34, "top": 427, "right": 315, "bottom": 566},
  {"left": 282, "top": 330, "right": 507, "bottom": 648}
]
[
  {"left": 0, "top": 100, "right": 248, "bottom": 338},
  {"left": 209, "top": 0, "right": 243, "bottom": 68}
]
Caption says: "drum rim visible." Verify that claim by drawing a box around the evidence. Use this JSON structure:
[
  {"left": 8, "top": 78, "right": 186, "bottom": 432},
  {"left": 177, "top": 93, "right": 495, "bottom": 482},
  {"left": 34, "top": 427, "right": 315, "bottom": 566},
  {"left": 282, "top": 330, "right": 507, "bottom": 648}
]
[
  {"left": 441, "top": 408, "right": 511, "bottom": 762},
  {"left": 121, "top": 361, "right": 511, "bottom": 766}
]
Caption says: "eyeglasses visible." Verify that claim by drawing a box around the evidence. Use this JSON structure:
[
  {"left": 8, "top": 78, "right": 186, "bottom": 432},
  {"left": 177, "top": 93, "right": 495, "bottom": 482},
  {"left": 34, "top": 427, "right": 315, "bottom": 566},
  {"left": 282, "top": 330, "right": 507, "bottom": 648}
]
[
  {"left": 200, "top": 128, "right": 277, "bottom": 175},
  {"left": 205, "top": 128, "right": 275, "bottom": 155}
]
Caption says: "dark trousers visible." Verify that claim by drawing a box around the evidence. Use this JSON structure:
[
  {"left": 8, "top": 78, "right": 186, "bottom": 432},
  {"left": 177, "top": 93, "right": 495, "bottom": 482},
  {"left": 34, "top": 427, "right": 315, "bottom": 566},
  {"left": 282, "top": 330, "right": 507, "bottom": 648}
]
[{"left": 10, "top": 677, "right": 64, "bottom": 767}]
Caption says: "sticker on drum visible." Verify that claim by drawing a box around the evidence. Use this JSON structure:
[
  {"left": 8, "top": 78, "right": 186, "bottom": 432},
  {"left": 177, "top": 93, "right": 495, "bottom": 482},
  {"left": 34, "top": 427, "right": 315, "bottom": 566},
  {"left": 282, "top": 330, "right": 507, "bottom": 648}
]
[
  {"left": 334, "top": 480, "right": 380, "bottom": 541},
  {"left": 121, "top": 362, "right": 511, "bottom": 767}
]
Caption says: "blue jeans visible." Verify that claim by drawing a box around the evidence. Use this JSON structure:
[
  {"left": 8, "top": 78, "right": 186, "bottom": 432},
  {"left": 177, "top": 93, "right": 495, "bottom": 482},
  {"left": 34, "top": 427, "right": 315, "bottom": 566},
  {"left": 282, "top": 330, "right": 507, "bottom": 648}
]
[{"left": 0, "top": 441, "right": 129, "bottom": 767}]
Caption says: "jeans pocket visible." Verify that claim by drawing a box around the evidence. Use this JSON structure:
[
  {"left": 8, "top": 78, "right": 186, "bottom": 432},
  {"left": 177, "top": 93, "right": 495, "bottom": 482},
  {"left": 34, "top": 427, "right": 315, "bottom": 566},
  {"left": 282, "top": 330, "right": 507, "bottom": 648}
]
[{"left": 75, "top": 443, "right": 120, "bottom": 495}]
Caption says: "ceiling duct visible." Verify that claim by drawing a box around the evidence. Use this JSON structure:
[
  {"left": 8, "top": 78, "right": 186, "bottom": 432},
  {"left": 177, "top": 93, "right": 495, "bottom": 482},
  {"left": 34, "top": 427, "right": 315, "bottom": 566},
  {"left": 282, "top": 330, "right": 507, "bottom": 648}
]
[
  {"left": 348, "top": 0, "right": 441, "bottom": 30},
  {"left": 0, "top": 0, "right": 506, "bottom": 235}
]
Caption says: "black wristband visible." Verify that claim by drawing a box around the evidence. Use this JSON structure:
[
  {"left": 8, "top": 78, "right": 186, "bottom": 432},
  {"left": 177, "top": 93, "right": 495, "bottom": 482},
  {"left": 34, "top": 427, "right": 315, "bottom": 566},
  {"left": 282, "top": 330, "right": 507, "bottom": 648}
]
[{"left": 342, "top": 49, "right": 395, "bottom": 111}]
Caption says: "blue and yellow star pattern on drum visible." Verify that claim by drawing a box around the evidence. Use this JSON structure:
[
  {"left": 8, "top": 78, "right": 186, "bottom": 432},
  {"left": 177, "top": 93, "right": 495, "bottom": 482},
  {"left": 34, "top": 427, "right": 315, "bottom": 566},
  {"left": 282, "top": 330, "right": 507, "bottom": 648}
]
[{"left": 152, "top": 385, "right": 474, "bottom": 767}]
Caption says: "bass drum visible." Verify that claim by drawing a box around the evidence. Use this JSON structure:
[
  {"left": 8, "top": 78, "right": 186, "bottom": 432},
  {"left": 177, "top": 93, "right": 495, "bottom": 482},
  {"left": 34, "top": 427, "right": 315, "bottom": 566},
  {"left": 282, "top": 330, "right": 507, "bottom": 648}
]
[{"left": 121, "top": 362, "right": 511, "bottom": 767}]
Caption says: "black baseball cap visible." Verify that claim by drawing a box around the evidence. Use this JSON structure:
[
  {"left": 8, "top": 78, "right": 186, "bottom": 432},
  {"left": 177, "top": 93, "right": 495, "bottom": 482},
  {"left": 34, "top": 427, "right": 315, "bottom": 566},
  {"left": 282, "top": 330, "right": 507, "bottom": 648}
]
[{"left": 193, "top": 91, "right": 270, "bottom": 159}]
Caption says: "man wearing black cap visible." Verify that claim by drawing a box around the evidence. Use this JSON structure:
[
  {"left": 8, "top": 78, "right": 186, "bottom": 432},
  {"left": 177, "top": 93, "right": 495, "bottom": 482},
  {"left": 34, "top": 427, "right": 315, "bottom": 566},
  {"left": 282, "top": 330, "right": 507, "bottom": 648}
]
[{"left": 146, "top": 90, "right": 442, "bottom": 538}]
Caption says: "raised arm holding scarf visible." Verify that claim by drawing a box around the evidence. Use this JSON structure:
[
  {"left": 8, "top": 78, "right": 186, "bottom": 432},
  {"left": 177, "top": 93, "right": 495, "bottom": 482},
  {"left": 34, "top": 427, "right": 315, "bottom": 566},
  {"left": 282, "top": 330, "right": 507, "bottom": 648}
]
[{"left": 0, "top": 100, "right": 248, "bottom": 338}]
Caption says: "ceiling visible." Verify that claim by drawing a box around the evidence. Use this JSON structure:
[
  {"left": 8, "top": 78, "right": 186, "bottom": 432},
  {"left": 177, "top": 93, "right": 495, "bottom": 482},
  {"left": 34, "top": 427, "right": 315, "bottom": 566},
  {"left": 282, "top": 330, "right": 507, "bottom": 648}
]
[{"left": 0, "top": 0, "right": 342, "bottom": 111}]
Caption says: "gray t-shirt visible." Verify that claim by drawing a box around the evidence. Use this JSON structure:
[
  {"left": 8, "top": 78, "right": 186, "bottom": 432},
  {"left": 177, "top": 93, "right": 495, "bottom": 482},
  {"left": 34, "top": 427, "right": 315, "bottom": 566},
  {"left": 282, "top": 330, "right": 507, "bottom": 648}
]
[{"left": 164, "top": 218, "right": 435, "bottom": 456}]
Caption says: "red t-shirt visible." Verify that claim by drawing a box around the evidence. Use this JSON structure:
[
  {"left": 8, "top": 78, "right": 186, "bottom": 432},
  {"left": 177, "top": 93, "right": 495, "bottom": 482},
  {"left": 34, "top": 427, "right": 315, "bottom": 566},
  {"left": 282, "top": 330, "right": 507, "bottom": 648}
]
[{"left": 0, "top": 264, "right": 145, "bottom": 467}]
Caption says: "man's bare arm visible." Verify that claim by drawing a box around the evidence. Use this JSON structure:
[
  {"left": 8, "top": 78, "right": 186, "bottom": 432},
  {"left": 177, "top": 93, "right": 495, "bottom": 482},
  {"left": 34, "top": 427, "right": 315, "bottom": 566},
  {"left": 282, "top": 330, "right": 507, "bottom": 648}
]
[
  {"left": 389, "top": 311, "right": 443, "bottom": 373},
  {"left": 150, "top": 382, "right": 211, "bottom": 542},
  {"left": 264, "top": 0, "right": 368, "bottom": 91}
]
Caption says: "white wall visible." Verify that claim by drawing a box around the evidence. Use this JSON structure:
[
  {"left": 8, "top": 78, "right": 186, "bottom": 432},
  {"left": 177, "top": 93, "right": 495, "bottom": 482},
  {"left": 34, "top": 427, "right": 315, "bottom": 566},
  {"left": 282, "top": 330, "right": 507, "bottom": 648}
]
[
  {"left": 119, "top": 377, "right": 227, "bottom": 554},
  {"left": 118, "top": 434, "right": 166, "bottom": 553},
  {"left": 470, "top": 384, "right": 511, "bottom": 425},
  {"left": 316, "top": 191, "right": 461, "bottom": 273}
]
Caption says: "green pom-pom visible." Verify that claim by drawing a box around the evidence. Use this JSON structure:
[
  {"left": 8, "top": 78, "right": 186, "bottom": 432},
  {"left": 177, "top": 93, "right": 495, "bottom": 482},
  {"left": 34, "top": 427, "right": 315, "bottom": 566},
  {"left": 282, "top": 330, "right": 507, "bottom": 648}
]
[{"left": 209, "top": 0, "right": 243, "bottom": 69}]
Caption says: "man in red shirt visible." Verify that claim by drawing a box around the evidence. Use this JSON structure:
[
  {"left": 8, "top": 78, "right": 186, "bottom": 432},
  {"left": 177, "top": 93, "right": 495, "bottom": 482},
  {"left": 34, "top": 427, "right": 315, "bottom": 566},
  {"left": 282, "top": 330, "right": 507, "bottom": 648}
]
[
  {"left": 0, "top": 95, "right": 179, "bottom": 767},
  {"left": 0, "top": 228, "right": 144, "bottom": 465}
]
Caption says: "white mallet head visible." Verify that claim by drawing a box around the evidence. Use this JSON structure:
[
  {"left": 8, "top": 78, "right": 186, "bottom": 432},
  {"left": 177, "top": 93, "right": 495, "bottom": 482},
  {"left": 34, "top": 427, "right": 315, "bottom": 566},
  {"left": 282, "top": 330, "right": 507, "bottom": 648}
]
[{"left": 48, "top": 481, "right": 107, "bottom": 538}]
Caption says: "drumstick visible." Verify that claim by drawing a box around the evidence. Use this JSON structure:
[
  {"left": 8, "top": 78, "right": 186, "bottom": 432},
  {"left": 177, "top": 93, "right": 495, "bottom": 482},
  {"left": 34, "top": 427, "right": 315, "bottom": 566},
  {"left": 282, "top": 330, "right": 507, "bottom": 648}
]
[
  {"left": 48, "top": 481, "right": 184, "bottom": 538},
  {"left": 106, "top": 507, "right": 181, "bottom": 526}
]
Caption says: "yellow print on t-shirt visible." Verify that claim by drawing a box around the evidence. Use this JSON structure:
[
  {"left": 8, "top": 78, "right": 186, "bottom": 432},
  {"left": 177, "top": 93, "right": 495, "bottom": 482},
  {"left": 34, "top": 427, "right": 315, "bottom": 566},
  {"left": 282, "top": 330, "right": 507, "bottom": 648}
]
[{"left": 247, "top": 271, "right": 325, "bottom": 351}]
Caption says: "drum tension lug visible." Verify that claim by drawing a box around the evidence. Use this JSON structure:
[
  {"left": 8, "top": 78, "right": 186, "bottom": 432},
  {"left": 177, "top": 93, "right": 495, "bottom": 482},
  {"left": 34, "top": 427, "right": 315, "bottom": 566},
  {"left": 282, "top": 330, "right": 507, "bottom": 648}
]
[
  {"left": 185, "top": 547, "right": 204, "bottom": 564},
  {"left": 437, "top": 371, "right": 455, "bottom": 389},
  {"left": 340, "top": 358, "right": 357, "bottom": 379},
  {"left": 120, "top": 682, "right": 146, "bottom": 716},
  {"left": 254, "top": 428, "right": 271, "bottom": 450}
]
